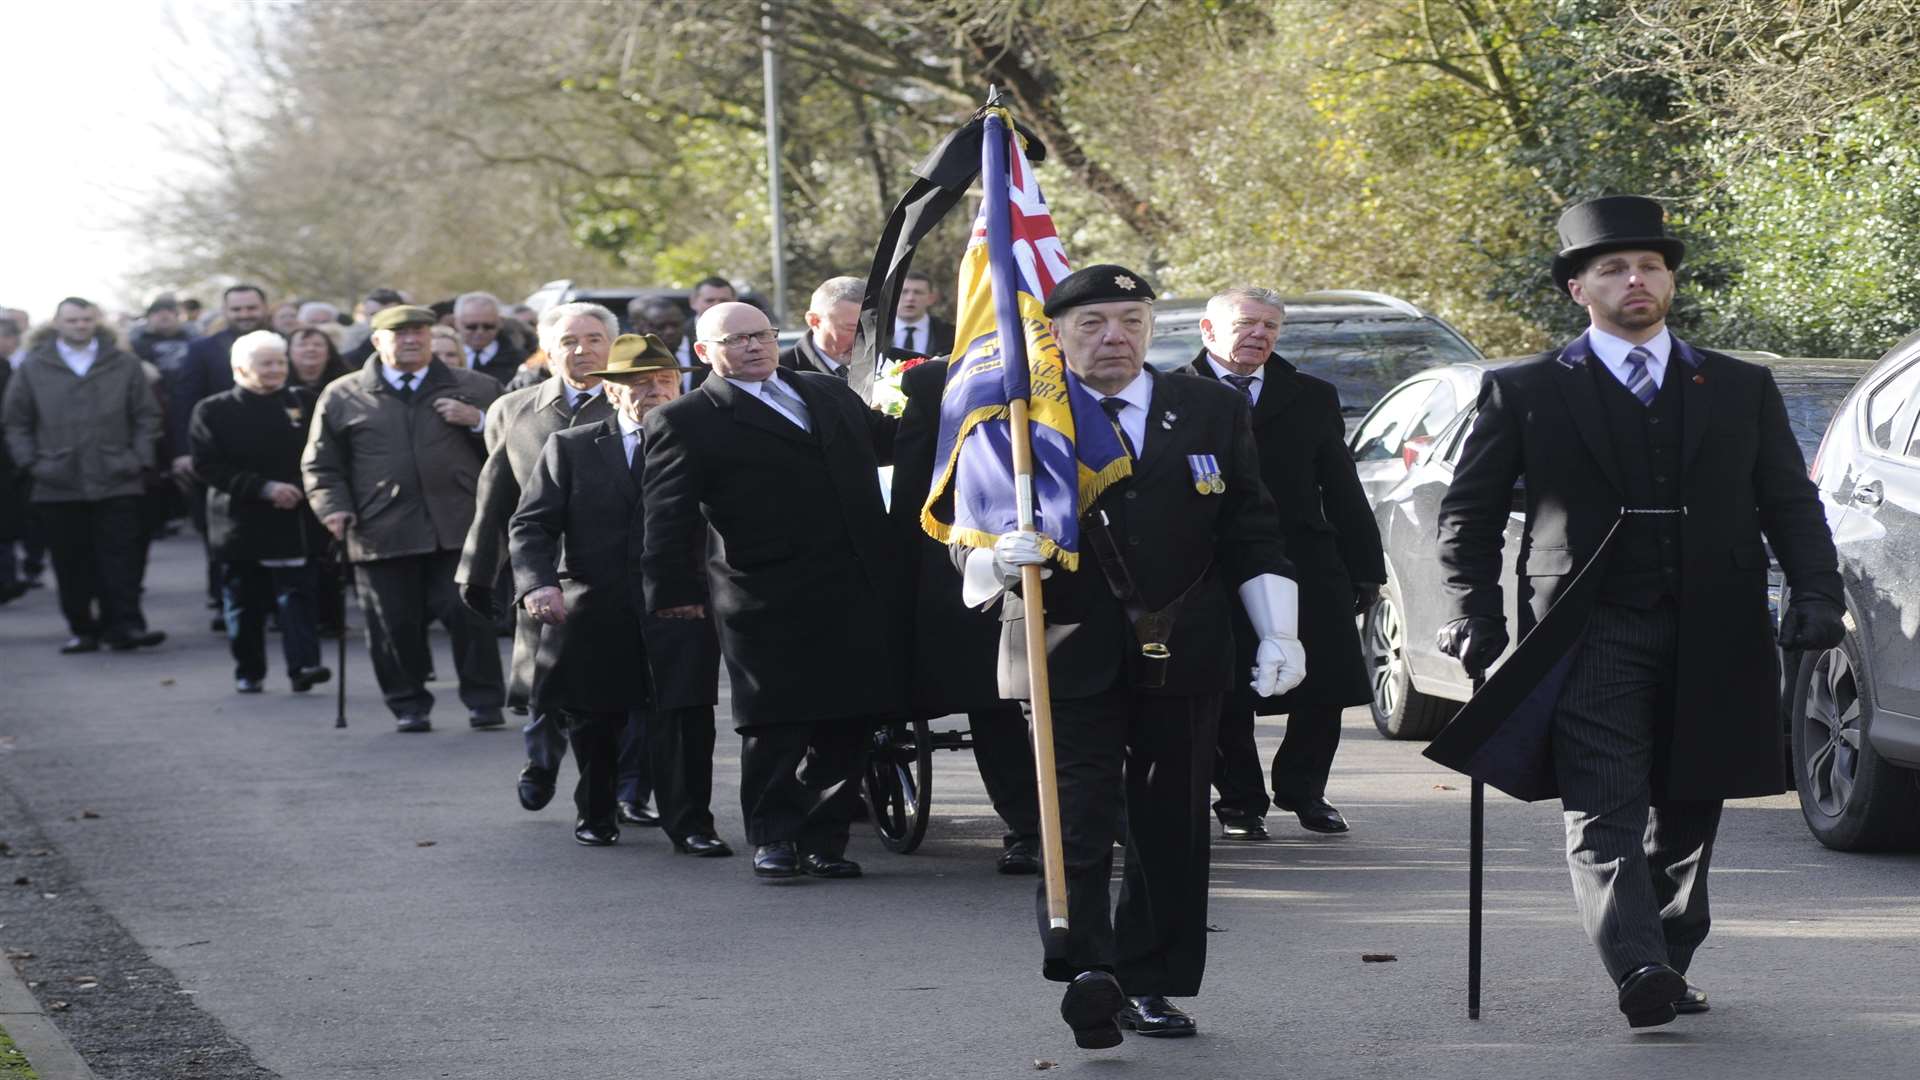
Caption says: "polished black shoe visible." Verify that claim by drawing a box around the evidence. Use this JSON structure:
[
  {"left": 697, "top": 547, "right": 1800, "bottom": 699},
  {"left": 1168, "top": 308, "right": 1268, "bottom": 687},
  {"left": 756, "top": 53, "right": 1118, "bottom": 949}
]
[
  {"left": 59, "top": 635, "right": 101, "bottom": 655},
  {"left": 468, "top": 707, "right": 506, "bottom": 730},
  {"left": 105, "top": 628, "right": 166, "bottom": 651},
  {"left": 799, "top": 852, "right": 862, "bottom": 879},
  {"left": 1219, "top": 815, "right": 1270, "bottom": 841},
  {"left": 1674, "top": 983, "right": 1710, "bottom": 1014},
  {"left": 753, "top": 841, "right": 801, "bottom": 881},
  {"left": 997, "top": 839, "right": 1040, "bottom": 875},
  {"left": 235, "top": 677, "right": 264, "bottom": 694},
  {"left": 1118, "top": 995, "right": 1197, "bottom": 1038},
  {"left": 395, "top": 714, "right": 432, "bottom": 734},
  {"left": 1276, "top": 796, "right": 1350, "bottom": 834},
  {"left": 1059, "top": 970, "right": 1126, "bottom": 1050},
  {"left": 573, "top": 819, "right": 619, "bottom": 846},
  {"left": 1618, "top": 962, "right": 1688, "bottom": 1029},
  {"left": 517, "top": 764, "right": 556, "bottom": 811},
  {"left": 617, "top": 800, "right": 660, "bottom": 827},
  {"left": 672, "top": 832, "right": 734, "bottom": 857},
  {"left": 289, "top": 665, "right": 332, "bottom": 693}
]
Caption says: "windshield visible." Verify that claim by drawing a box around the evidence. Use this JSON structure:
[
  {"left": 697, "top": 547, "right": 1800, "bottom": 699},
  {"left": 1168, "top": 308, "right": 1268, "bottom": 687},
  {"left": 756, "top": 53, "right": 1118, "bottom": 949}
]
[
  {"left": 1148, "top": 316, "right": 1481, "bottom": 414},
  {"left": 1777, "top": 376, "right": 1867, "bottom": 460}
]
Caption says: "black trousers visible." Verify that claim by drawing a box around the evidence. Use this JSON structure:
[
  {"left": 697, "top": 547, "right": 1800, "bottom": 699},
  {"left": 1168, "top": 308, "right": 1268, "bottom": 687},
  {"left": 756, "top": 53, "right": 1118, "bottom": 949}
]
[
  {"left": 1213, "top": 689, "right": 1345, "bottom": 821},
  {"left": 221, "top": 561, "right": 320, "bottom": 681},
  {"left": 1030, "top": 684, "right": 1219, "bottom": 996},
  {"left": 352, "top": 550, "right": 504, "bottom": 718},
  {"left": 738, "top": 721, "right": 871, "bottom": 856},
  {"left": 1553, "top": 602, "right": 1723, "bottom": 984},
  {"left": 40, "top": 496, "right": 145, "bottom": 639},
  {"left": 646, "top": 705, "right": 718, "bottom": 840},
  {"left": 560, "top": 710, "right": 622, "bottom": 828},
  {"left": 968, "top": 702, "right": 1041, "bottom": 846}
]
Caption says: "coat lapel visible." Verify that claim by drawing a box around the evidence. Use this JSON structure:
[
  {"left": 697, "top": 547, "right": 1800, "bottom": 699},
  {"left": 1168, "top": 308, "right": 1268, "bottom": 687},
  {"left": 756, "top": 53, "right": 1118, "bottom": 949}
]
[
  {"left": 591, "top": 419, "right": 639, "bottom": 499},
  {"left": 1673, "top": 337, "right": 1712, "bottom": 473},
  {"left": 1134, "top": 367, "right": 1175, "bottom": 476},
  {"left": 1252, "top": 354, "right": 1302, "bottom": 426},
  {"left": 1551, "top": 335, "right": 1628, "bottom": 499},
  {"left": 702, "top": 372, "right": 815, "bottom": 446}
]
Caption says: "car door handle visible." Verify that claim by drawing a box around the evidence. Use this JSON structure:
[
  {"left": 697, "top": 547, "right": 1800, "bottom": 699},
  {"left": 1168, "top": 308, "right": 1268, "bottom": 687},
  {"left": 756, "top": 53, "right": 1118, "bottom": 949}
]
[{"left": 1852, "top": 480, "right": 1884, "bottom": 508}]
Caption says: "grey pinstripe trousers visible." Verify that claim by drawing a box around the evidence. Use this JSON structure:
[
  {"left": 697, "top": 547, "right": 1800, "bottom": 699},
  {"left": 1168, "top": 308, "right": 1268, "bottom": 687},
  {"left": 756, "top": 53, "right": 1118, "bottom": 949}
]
[{"left": 1553, "top": 602, "right": 1724, "bottom": 984}]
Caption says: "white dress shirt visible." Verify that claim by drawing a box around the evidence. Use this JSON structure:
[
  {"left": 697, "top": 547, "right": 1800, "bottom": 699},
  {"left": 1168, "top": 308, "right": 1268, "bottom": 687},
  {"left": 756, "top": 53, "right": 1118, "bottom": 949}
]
[
  {"left": 725, "top": 373, "right": 810, "bottom": 429},
  {"left": 894, "top": 315, "right": 932, "bottom": 352},
  {"left": 1091, "top": 368, "right": 1153, "bottom": 455},
  {"left": 561, "top": 381, "right": 602, "bottom": 413},
  {"left": 1587, "top": 326, "right": 1672, "bottom": 392},
  {"left": 617, "top": 411, "right": 644, "bottom": 465},
  {"left": 467, "top": 340, "right": 498, "bottom": 370},
  {"left": 55, "top": 337, "right": 99, "bottom": 377},
  {"left": 1205, "top": 355, "right": 1264, "bottom": 404}
]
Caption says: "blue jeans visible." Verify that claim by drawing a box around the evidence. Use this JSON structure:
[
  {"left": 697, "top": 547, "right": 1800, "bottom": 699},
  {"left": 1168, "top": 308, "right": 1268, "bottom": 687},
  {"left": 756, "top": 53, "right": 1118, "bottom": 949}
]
[{"left": 223, "top": 562, "right": 321, "bottom": 682}]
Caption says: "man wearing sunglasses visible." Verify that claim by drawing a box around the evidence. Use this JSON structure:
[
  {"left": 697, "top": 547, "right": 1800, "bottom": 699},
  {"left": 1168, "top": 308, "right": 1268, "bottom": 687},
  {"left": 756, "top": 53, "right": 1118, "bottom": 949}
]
[{"left": 455, "top": 292, "right": 528, "bottom": 386}]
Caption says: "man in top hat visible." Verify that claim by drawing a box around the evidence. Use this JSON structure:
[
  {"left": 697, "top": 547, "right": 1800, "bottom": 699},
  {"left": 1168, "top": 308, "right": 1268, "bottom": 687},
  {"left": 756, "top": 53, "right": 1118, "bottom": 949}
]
[
  {"left": 967, "top": 264, "right": 1304, "bottom": 1049},
  {"left": 1433, "top": 196, "right": 1844, "bottom": 1027},
  {"left": 510, "top": 334, "right": 731, "bottom": 853}
]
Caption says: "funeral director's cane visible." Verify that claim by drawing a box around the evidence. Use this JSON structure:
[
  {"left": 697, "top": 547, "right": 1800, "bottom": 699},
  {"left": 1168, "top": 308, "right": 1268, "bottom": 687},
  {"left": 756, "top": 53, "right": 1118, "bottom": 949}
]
[
  {"left": 1468, "top": 670, "right": 1485, "bottom": 1019},
  {"left": 332, "top": 540, "right": 349, "bottom": 729}
]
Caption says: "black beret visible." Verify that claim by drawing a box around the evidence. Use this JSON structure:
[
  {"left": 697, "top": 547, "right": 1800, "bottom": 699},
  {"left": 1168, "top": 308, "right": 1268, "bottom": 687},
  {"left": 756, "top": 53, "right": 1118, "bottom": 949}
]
[{"left": 1043, "top": 264, "right": 1156, "bottom": 318}]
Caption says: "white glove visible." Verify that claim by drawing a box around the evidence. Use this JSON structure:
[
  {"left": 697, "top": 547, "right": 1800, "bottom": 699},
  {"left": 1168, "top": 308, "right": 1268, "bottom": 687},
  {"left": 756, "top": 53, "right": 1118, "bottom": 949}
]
[
  {"left": 991, "top": 531, "right": 1051, "bottom": 588},
  {"left": 1239, "top": 574, "right": 1306, "bottom": 698}
]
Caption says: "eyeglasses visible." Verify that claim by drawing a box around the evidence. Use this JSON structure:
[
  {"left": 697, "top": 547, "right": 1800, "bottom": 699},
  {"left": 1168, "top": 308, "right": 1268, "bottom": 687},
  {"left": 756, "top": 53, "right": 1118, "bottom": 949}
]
[
  {"left": 460, "top": 322, "right": 499, "bottom": 332},
  {"left": 700, "top": 329, "right": 779, "bottom": 348}
]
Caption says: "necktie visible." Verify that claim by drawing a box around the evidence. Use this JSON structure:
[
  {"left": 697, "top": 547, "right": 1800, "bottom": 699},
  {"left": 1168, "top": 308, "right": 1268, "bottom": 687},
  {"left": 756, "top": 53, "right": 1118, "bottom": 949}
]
[
  {"left": 1622, "top": 346, "right": 1658, "bottom": 407},
  {"left": 760, "top": 377, "right": 812, "bottom": 432},
  {"left": 567, "top": 391, "right": 589, "bottom": 422},
  {"left": 903, "top": 325, "right": 917, "bottom": 352},
  {"left": 395, "top": 372, "right": 415, "bottom": 401},
  {"left": 1224, "top": 373, "right": 1257, "bottom": 404},
  {"left": 1100, "top": 397, "right": 1136, "bottom": 459},
  {"left": 627, "top": 430, "right": 645, "bottom": 484}
]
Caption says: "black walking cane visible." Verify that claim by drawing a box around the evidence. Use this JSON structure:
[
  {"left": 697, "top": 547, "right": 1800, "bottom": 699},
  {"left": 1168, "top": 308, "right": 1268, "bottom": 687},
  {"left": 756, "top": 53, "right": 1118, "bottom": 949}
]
[
  {"left": 1467, "top": 669, "right": 1485, "bottom": 1019},
  {"left": 331, "top": 539, "right": 349, "bottom": 729}
]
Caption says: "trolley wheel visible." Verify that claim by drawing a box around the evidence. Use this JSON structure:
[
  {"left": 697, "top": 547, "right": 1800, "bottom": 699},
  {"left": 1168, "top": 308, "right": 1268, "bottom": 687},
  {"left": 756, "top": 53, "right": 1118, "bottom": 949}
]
[{"left": 863, "top": 718, "right": 932, "bottom": 854}]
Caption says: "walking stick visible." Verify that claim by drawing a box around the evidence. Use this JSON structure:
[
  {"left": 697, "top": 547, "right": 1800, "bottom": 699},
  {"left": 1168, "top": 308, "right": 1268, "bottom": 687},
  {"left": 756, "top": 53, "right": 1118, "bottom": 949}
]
[
  {"left": 332, "top": 539, "right": 349, "bottom": 729},
  {"left": 1008, "top": 397, "right": 1069, "bottom": 944},
  {"left": 1468, "top": 670, "right": 1485, "bottom": 1019}
]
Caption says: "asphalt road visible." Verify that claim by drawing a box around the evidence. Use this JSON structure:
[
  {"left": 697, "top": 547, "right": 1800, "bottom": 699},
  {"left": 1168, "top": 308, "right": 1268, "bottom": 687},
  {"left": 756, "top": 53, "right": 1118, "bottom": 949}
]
[{"left": 3, "top": 534, "right": 1918, "bottom": 1079}]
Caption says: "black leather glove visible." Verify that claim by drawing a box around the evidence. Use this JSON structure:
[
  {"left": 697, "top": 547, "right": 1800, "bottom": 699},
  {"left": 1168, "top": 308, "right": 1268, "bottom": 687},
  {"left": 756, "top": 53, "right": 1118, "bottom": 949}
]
[
  {"left": 1436, "top": 615, "right": 1508, "bottom": 679},
  {"left": 1353, "top": 582, "right": 1382, "bottom": 616},
  {"left": 460, "top": 582, "right": 497, "bottom": 620},
  {"left": 1777, "top": 598, "right": 1845, "bottom": 651}
]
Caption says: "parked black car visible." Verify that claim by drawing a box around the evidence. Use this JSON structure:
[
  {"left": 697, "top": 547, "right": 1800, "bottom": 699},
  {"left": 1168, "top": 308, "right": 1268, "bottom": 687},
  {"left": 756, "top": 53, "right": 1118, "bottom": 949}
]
[
  {"left": 1787, "top": 333, "right": 1920, "bottom": 850},
  {"left": 1364, "top": 354, "right": 1874, "bottom": 740}
]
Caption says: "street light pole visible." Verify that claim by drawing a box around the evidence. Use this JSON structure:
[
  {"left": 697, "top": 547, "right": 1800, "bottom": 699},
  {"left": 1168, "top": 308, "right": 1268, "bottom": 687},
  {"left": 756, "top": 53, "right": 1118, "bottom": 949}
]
[{"left": 761, "top": 1, "right": 789, "bottom": 328}]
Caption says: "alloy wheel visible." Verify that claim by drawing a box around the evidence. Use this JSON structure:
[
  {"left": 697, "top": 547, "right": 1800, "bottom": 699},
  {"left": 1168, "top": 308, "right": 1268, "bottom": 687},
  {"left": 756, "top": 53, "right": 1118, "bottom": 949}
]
[
  {"left": 1368, "top": 594, "right": 1404, "bottom": 719},
  {"left": 1803, "top": 645, "right": 1864, "bottom": 818}
]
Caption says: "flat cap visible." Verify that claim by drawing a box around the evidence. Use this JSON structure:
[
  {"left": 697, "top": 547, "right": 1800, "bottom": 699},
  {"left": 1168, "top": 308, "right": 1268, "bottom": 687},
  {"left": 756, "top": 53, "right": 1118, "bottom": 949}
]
[
  {"left": 370, "top": 305, "right": 437, "bottom": 332},
  {"left": 585, "top": 333, "right": 696, "bottom": 379},
  {"left": 1043, "top": 264, "right": 1156, "bottom": 318}
]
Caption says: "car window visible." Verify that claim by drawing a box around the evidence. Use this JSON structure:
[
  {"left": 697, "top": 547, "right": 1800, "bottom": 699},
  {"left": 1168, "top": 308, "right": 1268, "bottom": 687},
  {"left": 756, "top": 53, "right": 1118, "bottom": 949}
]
[
  {"left": 1286, "top": 319, "right": 1481, "bottom": 414},
  {"left": 1440, "top": 405, "right": 1478, "bottom": 464},
  {"left": 1351, "top": 379, "right": 1436, "bottom": 462},
  {"left": 1409, "top": 380, "right": 1458, "bottom": 443},
  {"left": 1864, "top": 358, "right": 1920, "bottom": 452},
  {"left": 1773, "top": 375, "right": 1869, "bottom": 461}
]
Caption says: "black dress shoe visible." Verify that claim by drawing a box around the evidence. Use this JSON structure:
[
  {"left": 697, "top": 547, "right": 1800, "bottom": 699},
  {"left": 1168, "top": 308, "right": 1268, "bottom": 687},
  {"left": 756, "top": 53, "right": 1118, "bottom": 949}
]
[
  {"left": 1118, "top": 995, "right": 1197, "bottom": 1038},
  {"left": 1219, "top": 815, "right": 1270, "bottom": 841},
  {"left": 290, "top": 665, "right": 332, "bottom": 693},
  {"left": 1674, "top": 984, "right": 1709, "bottom": 1014},
  {"left": 105, "top": 628, "right": 166, "bottom": 651},
  {"left": 997, "top": 839, "right": 1040, "bottom": 875},
  {"left": 672, "top": 832, "right": 734, "bottom": 857},
  {"left": 468, "top": 707, "right": 506, "bottom": 730},
  {"left": 395, "top": 714, "right": 431, "bottom": 733},
  {"left": 1059, "top": 970, "right": 1126, "bottom": 1050},
  {"left": 235, "top": 677, "right": 264, "bottom": 694},
  {"left": 1617, "top": 962, "right": 1688, "bottom": 1028},
  {"left": 753, "top": 841, "right": 800, "bottom": 880},
  {"left": 799, "top": 852, "right": 862, "bottom": 879},
  {"left": 1277, "top": 796, "right": 1349, "bottom": 834},
  {"left": 60, "top": 635, "right": 101, "bottom": 655},
  {"left": 617, "top": 800, "right": 660, "bottom": 827},
  {"left": 517, "top": 764, "right": 556, "bottom": 811},
  {"left": 573, "top": 819, "right": 619, "bottom": 846}
]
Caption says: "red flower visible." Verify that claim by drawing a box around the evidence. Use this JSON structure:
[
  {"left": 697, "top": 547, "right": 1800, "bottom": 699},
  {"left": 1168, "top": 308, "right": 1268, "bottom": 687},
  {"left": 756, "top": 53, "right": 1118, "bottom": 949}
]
[{"left": 899, "top": 357, "right": 929, "bottom": 371}]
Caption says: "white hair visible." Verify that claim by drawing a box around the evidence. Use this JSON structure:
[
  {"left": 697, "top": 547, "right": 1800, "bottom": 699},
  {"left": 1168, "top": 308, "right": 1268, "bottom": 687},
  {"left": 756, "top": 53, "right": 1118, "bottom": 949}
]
[
  {"left": 297, "top": 301, "right": 339, "bottom": 324},
  {"left": 454, "top": 291, "right": 502, "bottom": 315},
  {"left": 230, "top": 329, "right": 286, "bottom": 370},
  {"left": 536, "top": 302, "right": 619, "bottom": 355},
  {"left": 808, "top": 276, "right": 865, "bottom": 315},
  {"left": 1206, "top": 286, "right": 1287, "bottom": 325}
]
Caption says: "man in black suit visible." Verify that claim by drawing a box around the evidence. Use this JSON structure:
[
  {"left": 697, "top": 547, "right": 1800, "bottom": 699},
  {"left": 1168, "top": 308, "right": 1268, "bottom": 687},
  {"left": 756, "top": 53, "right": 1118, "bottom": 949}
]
[
  {"left": 510, "top": 335, "right": 732, "bottom": 855},
  {"left": 777, "top": 275, "right": 864, "bottom": 380},
  {"left": 455, "top": 302, "right": 622, "bottom": 813},
  {"left": 454, "top": 292, "right": 528, "bottom": 386},
  {"left": 965, "top": 266, "right": 1304, "bottom": 1049},
  {"left": 643, "top": 301, "right": 900, "bottom": 882},
  {"left": 1434, "top": 196, "right": 1845, "bottom": 1028},
  {"left": 1185, "top": 287, "right": 1385, "bottom": 838},
  {"left": 890, "top": 270, "right": 956, "bottom": 358}
]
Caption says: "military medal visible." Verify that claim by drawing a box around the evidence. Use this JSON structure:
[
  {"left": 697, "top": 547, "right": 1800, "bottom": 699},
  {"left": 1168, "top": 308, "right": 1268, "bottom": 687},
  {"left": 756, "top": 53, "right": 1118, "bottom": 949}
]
[{"left": 1188, "top": 453, "right": 1224, "bottom": 495}]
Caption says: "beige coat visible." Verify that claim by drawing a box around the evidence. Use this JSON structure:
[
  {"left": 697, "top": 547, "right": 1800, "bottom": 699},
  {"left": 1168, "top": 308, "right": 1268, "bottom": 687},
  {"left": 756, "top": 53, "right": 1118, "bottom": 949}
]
[
  {"left": 2, "top": 327, "right": 160, "bottom": 503},
  {"left": 301, "top": 358, "right": 501, "bottom": 562}
]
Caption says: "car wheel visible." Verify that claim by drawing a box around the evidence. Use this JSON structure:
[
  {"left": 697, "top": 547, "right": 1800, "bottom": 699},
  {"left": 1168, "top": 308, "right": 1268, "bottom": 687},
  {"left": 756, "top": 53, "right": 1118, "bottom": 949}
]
[
  {"left": 1790, "top": 630, "right": 1920, "bottom": 852},
  {"left": 1366, "top": 579, "right": 1456, "bottom": 740}
]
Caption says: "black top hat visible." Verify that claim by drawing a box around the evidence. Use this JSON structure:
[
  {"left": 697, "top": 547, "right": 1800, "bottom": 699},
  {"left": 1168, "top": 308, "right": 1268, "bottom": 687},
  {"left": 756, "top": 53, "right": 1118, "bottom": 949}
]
[{"left": 1551, "top": 195, "right": 1685, "bottom": 294}]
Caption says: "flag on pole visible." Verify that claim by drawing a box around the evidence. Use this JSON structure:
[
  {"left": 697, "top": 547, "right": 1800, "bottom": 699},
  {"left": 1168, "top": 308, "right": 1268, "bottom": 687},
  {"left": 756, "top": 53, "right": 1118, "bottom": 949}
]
[{"left": 920, "top": 107, "right": 1131, "bottom": 570}]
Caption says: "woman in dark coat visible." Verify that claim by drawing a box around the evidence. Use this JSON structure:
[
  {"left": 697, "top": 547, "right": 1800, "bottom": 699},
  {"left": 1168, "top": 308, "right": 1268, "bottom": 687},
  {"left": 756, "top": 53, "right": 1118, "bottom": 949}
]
[
  {"left": 189, "top": 330, "right": 330, "bottom": 693},
  {"left": 287, "top": 327, "right": 350, "bottom": 636}
]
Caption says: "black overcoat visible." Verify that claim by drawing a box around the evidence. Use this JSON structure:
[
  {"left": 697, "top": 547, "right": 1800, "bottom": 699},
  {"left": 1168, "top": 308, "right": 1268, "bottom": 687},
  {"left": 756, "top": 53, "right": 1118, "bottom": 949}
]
[
  {"left": 641, "top": 371, "right": 902, "bottom": 728},
  {"left": 1183, "top": 352, "right": 1382, "bottom": 709},
  {"left": 188, "top": 385, "right": 315, "bottom": 562},
  {"left": 1429, "top": 334, "right": 1843, "bottom": 800}
]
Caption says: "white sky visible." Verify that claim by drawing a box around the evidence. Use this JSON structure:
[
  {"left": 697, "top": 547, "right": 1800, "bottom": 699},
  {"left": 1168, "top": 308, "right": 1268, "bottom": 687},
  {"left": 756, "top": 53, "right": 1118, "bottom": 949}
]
[{"left": 0, "top": 0, "right": 239, "bottom": 324}]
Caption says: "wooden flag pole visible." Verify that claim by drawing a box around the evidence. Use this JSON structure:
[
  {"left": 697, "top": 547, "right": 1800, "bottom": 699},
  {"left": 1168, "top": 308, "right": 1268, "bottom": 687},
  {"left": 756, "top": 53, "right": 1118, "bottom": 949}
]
[{"left": 1007, "top": 396, "right": 1070, "bottom": 939}]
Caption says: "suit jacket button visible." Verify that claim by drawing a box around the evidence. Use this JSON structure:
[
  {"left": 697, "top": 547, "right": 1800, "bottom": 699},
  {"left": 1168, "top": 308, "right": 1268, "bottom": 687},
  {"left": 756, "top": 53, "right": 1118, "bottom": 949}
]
[{"left": 1125, "top": 490, "right": 1138, "bottom": 499}]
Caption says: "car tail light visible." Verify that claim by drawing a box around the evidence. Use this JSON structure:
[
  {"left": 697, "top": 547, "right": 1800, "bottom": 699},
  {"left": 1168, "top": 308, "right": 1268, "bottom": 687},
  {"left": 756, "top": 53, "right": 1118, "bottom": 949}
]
[
  {"left": 1402, "top": 435, "right": 1433, "bottom": 470},
  {"left": 1809, "top": 419, "right": 1836, "bottom": 480}
]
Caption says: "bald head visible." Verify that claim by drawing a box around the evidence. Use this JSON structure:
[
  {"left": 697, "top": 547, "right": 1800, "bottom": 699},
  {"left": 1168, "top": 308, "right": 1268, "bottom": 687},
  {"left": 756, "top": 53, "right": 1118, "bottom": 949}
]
[{"left": 693, "top": 302, "right": 778, "bottom": 381}]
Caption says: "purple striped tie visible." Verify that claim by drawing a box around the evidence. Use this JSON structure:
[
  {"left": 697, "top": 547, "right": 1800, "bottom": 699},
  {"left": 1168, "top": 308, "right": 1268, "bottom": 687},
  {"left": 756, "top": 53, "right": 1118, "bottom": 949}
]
[{"left": 1622, "top": 346, "right": 1657, "bottom": 407}]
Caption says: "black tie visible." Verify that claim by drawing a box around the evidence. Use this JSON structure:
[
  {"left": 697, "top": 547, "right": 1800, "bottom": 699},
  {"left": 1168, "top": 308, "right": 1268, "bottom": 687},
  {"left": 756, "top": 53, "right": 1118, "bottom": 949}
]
[
  {"left": 904, "top": 325, "right": 917, "bottom": 352},
  {"left": 628, "top": 431, "right": 645, "bottom": 486},
  {"left": 395, "top": 372, "right": 415, "bottom": 401},
  {"left": 567, "top": 392, "right": 589, "bottom": 422},
  {"left": 1100, "top": 397, "right": 1136, "bottom": 459},
  {"left": 1224, "top": 374, "right": 1256, "bottom": 404}
]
